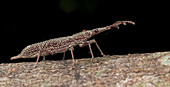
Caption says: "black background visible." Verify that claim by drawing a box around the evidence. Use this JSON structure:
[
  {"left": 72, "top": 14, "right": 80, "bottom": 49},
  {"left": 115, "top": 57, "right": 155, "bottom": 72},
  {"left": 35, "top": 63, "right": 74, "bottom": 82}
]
[{"left": 1, "top": 1, "right": 169, "bottom": 63}]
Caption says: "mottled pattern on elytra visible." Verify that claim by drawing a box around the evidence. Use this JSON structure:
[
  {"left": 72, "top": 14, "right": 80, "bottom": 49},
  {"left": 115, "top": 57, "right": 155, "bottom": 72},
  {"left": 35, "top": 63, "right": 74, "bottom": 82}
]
[{"left": 20, "top": 31, "right": 92, "bottom": 58}]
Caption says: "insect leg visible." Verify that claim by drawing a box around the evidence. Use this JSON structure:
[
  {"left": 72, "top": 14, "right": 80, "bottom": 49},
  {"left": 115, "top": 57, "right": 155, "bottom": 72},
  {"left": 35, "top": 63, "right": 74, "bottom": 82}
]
[
  {"left": 34, "top": 51, "right": 41, "bottom": 68},
  {"left": 93, "top": 40, "right": 105, "bottom": 56},
  {"left": 69, "top": 47, "right": 75, "bottom": 64},
  {"left": 34, "top": 49, "right": 53, "bottom": 67},
  {"left": 88, "top": 43, "right": 94, "bottom": 59},
  {"left": 62, "top": 52, "right": 66, "bottom": 60},
  {"left": 79, "top": 39, "right": 105, "bottom": 59},
  {"left": 79, "top": 40, "right": 95, "bottom": 59},
  {"left": 42, "top": 50, "right": 54, "bottom": 61},
  {"left": 38, "top": 43, "right": 53, "bottom": 61},
  {"left": 43, "top": 56, "right": 45, "bottom": 61}
]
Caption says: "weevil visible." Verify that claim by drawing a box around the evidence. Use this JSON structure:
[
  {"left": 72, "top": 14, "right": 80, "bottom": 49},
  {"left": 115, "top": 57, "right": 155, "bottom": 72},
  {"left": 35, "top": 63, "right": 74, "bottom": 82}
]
[{"left": 10, "top": 21, "right": 135, "bottom": 67}]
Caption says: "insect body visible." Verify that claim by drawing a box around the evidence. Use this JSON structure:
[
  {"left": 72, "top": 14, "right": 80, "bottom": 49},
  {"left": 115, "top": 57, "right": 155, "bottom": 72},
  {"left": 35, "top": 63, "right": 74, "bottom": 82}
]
[{"left": 10, "top": 21, "right": 135, "bottom": 67}]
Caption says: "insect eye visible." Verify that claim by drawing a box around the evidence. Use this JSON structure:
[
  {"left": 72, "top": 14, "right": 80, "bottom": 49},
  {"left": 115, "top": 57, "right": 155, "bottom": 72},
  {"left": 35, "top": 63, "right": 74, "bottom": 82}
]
[{"left": 94, "top": 29, "right": 98, "bottom": 33}]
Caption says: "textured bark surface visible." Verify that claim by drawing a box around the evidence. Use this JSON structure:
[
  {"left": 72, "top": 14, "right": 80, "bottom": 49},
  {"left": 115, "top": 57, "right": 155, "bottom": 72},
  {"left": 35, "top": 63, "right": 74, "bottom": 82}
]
[{"left": 0, "top": 52, "right": 170, "bottom": 87}]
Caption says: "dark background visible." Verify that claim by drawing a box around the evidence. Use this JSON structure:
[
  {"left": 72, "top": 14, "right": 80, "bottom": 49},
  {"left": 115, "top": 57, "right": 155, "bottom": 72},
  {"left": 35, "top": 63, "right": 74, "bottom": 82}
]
[{"left": 1, "top": 0, "right": 169, "bottom": 63}]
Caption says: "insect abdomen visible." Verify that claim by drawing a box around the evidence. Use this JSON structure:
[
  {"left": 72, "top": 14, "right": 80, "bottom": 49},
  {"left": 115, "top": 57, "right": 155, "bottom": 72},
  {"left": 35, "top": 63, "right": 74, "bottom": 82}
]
[{"left": 20, "top": 37, "right": 72, "bottom": 57}]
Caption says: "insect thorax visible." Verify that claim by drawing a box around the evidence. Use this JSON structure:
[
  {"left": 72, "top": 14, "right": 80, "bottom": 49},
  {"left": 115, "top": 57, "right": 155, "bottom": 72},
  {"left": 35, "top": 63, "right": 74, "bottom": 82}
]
[{"left": 71, "top": 30, "right": 92, "bottom": 43}]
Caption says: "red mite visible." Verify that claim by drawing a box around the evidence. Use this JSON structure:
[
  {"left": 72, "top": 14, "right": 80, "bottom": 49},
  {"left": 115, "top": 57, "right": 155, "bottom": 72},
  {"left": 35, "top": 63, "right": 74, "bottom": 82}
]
[{"left": 10, "top": 21, "right": 135, "bottom": 67}]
